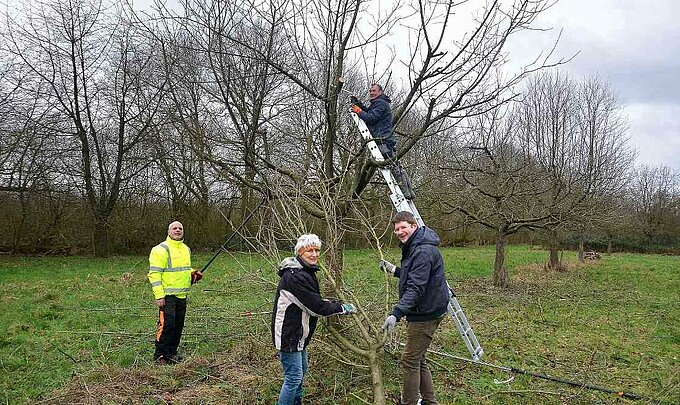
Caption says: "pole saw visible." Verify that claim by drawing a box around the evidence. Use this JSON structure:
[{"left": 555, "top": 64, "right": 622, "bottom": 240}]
[{"left": 193, "top": 196, "right": 268, "bottom": 282}]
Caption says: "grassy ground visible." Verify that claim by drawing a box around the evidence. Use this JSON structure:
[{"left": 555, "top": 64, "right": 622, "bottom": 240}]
[{"left": 0, "top": 246, "right": 678, "bottom": 404}]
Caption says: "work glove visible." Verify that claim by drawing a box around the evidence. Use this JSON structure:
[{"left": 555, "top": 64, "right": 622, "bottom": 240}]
[
  {"left": 341, "top": 303, "right": 356, "bottom": 314},
  {"left": 351, "top": 105, "right": 362, "bottom": 114},
  {"left": 350, "top": 95, "right": 359, "bottom": 104},
  {"left": 382, "top": 315, "right": 397, "bottom": 336},
  {"left": 379, "top": 259, "right": 396, "bottom": 275},
  {"left": 191, "top": 269, "right": 203, "bottom": 284}
]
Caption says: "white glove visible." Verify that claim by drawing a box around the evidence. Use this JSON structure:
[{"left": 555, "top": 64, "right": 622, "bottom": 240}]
[
  {"left": 382, "top": 315, "right": 397, "bottom": 336},
  {"left": 379, "top": 259, "right": 396, "bottom": 275}
]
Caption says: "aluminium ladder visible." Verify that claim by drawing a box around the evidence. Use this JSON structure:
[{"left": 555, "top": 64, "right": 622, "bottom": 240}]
[{"left": 350, "top": 111, "right": 484, "bottom": 361}]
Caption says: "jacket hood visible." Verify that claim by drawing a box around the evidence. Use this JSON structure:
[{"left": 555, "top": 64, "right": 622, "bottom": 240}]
[
  {"left": 277, "top": 256, "right": 318, "bottom": 277},
  {"left": 401, "top": 226, "right": 440, "bottom": 252}
]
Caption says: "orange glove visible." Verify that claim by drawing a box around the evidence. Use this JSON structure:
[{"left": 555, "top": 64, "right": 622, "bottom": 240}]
[
  {"left": 191, "top": 269, "right": 203, "bottom": 284},
  {"left": 351, "top": 105, "right": 362, "bottom": 114}
]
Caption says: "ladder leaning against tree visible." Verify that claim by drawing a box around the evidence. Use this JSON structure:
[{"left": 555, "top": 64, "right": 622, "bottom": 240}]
[{"left": 350, "top": 111, "right": 484, "bottom": 361}]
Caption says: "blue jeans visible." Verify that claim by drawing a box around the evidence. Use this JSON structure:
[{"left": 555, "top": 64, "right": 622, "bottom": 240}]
[{"left": 277, "top": 350, "right": 308, "bottom": 405}]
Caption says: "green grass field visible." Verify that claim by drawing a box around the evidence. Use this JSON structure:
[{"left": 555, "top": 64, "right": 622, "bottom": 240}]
[{"left": 1, "top": 246, "right": 678, "bottom": 404}]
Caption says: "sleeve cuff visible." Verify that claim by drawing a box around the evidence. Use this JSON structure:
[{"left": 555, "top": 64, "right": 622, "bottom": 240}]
[{"left": 391, "top": 307, "right": 404, "bottom": 320}]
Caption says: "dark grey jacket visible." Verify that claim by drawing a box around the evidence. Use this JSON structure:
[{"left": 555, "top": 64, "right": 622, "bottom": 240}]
[
  {"left": 357, "top": 94, "right": 396, "bottom": 150},
  {"left": 392, "top": 226, "right": 450, "bottom": 322}
]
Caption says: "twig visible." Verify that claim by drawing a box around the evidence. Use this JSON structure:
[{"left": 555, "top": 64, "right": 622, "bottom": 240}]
[
  {"left": 349, "top": 392, "right": 372, "bottom": 404},
  {"left": 316, "top": 341, "right": 369, "bottom": 369},
  {"left": 46, "top": 339, "right": 78, "bottom": 364}
]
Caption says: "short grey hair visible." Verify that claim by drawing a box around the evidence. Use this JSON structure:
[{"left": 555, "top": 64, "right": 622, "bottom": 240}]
[
  {"left": 167, "top": 221, "right": 183, "bottom": 231},
  {"left": 294, "top": 234, "right": 322, "bottom": 254}
]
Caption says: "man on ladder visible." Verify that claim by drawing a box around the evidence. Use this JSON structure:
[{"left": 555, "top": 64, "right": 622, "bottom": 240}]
[{"left": 351, "top": 84, "right": 415, "bottom": 200}]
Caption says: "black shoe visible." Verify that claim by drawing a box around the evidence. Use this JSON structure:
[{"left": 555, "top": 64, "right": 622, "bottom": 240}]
[
  {"left": 155, "top": 356, "right": 169, "bottom": 365},
  {"left": 167, "top": 354, "right": 183, "bottom": 363}
]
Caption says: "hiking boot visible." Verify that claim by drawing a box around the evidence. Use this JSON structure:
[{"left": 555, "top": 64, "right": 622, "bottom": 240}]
[
  {"left": 390, "top": 166, "right": 415, "bottom": 200},
  {"left": 155, "top": 356, "right": 169, "bottom": 365},
  {"left": 168, "top": 354, "right": 183, "bottom": 363},
  {"left": 400, "top": 186, "right": 415, "bottom": 200}
]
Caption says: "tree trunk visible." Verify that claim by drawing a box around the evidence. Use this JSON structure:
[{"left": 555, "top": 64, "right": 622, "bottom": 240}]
[
  {"left": 578, "top": 238, "right": 585, "bottom": 262},
  {"left": 92, "top": 219, "right": 110, "bottom": 257},
  {"left": 12, "top": 190, "right": 28, "bottom": 252},
  {"left": 607, "top": 239, "right": 612, "bottom": 254},
  {"left": 493, "top": 233, "right": 508, "bottom": 288},
  {"left": 548, "top": 245, "right": 561, "bottom": 271},
  {"left": 368, "top": 348, "right": 386, "bottom": 405}
]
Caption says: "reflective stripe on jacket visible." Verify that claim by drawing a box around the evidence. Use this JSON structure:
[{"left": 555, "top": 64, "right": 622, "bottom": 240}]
[{"left": 148, "top": 236, "right": 192, "bottom": 300}]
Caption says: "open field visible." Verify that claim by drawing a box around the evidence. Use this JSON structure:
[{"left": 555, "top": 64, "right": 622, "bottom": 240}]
[{"left": 1, "top": 246, "right": 678, "bottom": 404}]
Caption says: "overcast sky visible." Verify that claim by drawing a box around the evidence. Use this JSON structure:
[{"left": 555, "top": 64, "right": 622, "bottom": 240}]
[{"left": 508, "top": 0, "right": 680, "bottom": 170}]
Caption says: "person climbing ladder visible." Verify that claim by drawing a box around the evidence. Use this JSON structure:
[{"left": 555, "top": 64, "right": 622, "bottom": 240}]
[{"left": 351, "top": 84, "right": 415, "bottom": 200}]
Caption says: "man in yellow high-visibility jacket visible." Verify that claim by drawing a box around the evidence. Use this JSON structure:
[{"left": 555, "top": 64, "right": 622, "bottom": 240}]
[{"left": 148, "top": 221, "right": 202, "bottom": 364}]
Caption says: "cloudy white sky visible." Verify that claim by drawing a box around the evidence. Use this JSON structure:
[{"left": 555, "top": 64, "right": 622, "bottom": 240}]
[
  {"left": 12, "top": 0, "right": 674, "bottom": 171},
  {"left": 508, "top": 0, "right": 680, "bottom": 170}
]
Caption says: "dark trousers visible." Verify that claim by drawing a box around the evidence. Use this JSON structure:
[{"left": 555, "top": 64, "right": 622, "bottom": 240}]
[
  {"left": 377, "top": 142, "right": 396, "bottom": 160},
  {"left": 154, "top": 295, "right": 186, "bottom": 359}
]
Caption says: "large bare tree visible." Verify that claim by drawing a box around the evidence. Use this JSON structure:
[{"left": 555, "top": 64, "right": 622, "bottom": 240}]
[
  {"left": 138, "top": 0, "right": 562, "bottom": 402},
  {"left": 3, "top": 0, "right": 166, "bottom": 256},
  {"left": 440, "top": 71, "right": 633, "bottom": 286}
]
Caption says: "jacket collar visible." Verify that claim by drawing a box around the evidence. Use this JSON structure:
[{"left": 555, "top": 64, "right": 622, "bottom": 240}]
[
  {"left": 400, "top": 226, "right": 424, "bottom": 256},
  {"left": 296, "top": 255, "right": 320, "bottom": 273},
  {"left": 165, "top": 236, "right": 184, "bottom": 247}
]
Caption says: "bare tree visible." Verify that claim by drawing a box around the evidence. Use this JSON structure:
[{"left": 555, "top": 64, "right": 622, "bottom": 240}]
[
  {"left": 629, "top": 165, "right": 680, "bottom": 248},
  {"left": 440, "top": 71, "right": 633, "bottom": 285},
  {"left": 149, "top": 0, "right": 561, "bottom": 267},
  {"left": 3, "top": 0, "right": 166, "bottom": 256},
  {"left": 140, "top": 0, "right": 563, "bottom": 402},
  {"left": 439, "top": 110, "right": 561, "bottom": 287},
  {"left": 524, "top": 73, "right": 633, "bottom": 269}
]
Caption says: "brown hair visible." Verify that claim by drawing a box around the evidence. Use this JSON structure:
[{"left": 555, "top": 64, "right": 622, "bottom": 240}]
[{"left": 392, "top": 211, "right": 417, "bottom": 225}]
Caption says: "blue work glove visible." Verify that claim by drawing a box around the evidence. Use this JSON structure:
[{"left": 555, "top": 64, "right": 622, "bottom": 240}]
[
  {"left": 379, "top": 259, "right": 396, "bottom": 274},
  {"left": 341, "top": 303, "right": 356, "bottom": 314},
  {"left": 382, "top": 315, "right": 397, "bottom": 336}
]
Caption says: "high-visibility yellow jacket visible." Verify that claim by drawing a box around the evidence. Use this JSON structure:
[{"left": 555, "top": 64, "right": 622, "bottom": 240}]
[{"left": 148, "top": 237, "right": 192, "bottom": 300}]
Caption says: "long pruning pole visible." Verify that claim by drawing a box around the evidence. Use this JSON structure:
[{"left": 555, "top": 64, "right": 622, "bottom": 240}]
[{"left": 200, "top": 196, "right": 268, "bottom": 274}]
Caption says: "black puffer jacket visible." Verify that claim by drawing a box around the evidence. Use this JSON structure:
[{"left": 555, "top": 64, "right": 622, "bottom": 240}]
[
  {"left": 391, "top": 226, "right": 450, "bottom": 322},
  {"left": 271, "top": 256, "right": 344, "bottom": 352}
]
